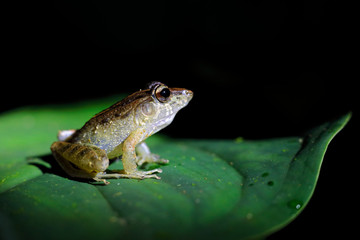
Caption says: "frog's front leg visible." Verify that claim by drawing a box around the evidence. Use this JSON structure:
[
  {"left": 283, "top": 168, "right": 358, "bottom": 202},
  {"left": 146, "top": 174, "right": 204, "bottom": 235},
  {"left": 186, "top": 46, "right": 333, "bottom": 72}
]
[
  {"left": 97, "top": 128, "right": 163, "bottom": 180},
  {"left": 136, "top": 142, "right": 169, "bottom": 166}
]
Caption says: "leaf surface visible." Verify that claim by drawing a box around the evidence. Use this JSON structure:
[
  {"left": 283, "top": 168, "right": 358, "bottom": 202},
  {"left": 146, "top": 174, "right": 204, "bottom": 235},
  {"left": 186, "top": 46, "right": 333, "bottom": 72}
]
[{"left": 0, "top": 98, "right": 350, "bottom": 240}]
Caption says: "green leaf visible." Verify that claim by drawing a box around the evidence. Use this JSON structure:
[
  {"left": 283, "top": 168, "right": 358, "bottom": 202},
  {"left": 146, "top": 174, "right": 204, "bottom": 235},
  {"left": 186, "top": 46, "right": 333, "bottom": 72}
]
[{"left": 0, "top": 98, "right": 350, "bottom": 240}]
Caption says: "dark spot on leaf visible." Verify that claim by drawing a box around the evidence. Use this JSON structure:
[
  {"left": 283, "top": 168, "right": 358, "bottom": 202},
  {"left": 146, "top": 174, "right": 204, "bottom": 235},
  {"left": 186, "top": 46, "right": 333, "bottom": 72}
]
[
  {"left": 267, "top": 181, "right": 274, "bottom": 186},
  {"left": 261, "top": 172, "right": 269, "bottom": 177}
]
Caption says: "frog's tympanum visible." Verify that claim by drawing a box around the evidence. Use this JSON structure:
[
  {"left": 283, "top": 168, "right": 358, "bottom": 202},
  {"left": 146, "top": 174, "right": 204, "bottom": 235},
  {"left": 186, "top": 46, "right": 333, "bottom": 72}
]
[{"left": 51, "top": 82, "right": 193, "bottom": 184}]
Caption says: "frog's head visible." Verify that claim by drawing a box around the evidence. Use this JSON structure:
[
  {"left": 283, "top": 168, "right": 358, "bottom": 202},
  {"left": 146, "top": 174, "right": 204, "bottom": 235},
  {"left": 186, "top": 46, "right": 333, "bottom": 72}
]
[
  {"left": 148, "top": 81, "right": 193, "bottom": 111},
  {"left": 136, "top": 82, "right": 193, "bottom": 134}
]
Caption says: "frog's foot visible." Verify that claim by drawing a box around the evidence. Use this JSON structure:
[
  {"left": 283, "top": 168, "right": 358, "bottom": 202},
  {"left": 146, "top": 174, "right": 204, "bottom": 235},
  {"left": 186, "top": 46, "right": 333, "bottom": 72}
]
[
  {"left": 57, "top": 129, "right": 76, "bottom": 141},
  {"left": 136, "top": 153, "right": 169, "bottom": 166},
  {"left": 95, "top": 169, "right": 163, "bottom": 182}
]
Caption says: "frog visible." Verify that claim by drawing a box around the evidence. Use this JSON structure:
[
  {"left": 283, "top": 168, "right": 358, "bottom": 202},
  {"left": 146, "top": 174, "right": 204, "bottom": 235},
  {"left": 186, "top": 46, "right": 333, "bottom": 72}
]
[{"left": 50, "top": 82, "right": 193, "bottom": 184}]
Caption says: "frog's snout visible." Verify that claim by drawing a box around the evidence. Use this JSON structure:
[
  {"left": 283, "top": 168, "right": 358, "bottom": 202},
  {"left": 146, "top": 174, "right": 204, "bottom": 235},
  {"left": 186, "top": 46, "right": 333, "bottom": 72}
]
[
  {"left": 183, "top": 89, "right": 193, "bottom": 100},
  {"left": 171, "top": 87, "right": 193, "bottom": 106}
]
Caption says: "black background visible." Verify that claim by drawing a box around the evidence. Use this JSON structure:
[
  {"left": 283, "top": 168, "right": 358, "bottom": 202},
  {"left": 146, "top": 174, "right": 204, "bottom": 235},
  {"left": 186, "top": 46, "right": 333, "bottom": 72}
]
[{"left": 2, "top": 1, "right": 357, "bottom": 239}]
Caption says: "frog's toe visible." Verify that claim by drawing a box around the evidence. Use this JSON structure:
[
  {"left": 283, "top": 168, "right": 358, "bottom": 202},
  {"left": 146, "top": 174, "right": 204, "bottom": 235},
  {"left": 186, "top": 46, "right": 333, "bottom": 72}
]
[
  {"left": 158, "top": 158, "right": 169, "bottom": 164},
  {"left": 152, "top": 155, "right": 169, "bottom": 165},
  {"left": 140, "top": 174, "right": 161, "bottom": 180},
  {"left": 135, "top": 168, "right": 162, "bottom": 180},
  {"left": 93, "top": 177, "right": 110, "bottom": 185},
  {"left": 137, "top": 154, "right": 169, "bottom": 166},
  {"left": 143, "top": 168, "right": 162, "bottom": 174}
]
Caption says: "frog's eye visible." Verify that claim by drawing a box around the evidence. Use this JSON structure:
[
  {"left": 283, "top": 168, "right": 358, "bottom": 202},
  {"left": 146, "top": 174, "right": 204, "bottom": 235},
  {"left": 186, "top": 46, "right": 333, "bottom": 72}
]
[
  {"left": 160, "top": 88, "right": 170, "bottom": 98},
  {"left": 155, "top": 86, "right": 171, "bottom": 103}
]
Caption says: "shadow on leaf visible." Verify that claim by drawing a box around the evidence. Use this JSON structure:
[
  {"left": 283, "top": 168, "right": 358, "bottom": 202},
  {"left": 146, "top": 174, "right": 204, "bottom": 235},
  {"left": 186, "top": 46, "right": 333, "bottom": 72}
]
[{"left": 26, "top": 154, "right": 91, "bottom": 184}]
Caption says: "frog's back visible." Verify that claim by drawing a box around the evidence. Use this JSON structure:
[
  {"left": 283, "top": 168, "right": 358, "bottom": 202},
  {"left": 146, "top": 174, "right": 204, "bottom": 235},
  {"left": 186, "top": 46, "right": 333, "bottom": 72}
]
[{"left": 68, "top": 90, "right": 151, "bottom": 153}]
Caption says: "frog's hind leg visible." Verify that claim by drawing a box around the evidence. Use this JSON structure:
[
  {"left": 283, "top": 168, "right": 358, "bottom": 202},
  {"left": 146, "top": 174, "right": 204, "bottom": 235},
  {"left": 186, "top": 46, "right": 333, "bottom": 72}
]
[
  {"left": 51, "top": 150, "right": 96, "bottom": 180},
  {"left": 50, "top": 141, "right": 109, "bottom": 183}
]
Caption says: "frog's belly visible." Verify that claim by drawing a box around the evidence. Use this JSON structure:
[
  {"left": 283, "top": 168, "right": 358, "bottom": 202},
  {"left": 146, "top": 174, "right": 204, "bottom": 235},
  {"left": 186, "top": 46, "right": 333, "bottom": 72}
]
[
  {"left": 74, "top": 127, "right": 130, "bottom": 155},
  {"left": 89, "top": 133, "right": 127, "bottom": 154},
  {"left": 107, "top": 143, "right": 124, "bottom": 159}
]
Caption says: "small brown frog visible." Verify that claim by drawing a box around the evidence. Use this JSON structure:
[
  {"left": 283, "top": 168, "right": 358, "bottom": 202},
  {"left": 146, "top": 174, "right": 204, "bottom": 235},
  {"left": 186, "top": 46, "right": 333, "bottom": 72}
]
[{"left": 50, "top": 82, "right": 193, "bottom": 184}]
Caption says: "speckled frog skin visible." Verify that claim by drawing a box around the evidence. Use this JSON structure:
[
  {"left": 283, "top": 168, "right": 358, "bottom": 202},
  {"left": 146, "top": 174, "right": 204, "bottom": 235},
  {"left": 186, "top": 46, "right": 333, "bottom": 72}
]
[{"left": 50, "top": 82, "right": 193, "bottom": 184}]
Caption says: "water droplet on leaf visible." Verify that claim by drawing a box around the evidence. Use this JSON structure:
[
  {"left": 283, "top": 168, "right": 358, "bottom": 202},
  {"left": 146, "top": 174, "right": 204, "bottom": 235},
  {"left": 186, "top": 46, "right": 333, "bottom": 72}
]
[{"left": 287, "top": 200, "right": 303, "bottom": 210}]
